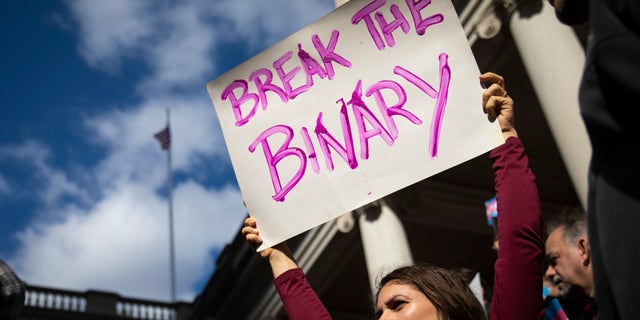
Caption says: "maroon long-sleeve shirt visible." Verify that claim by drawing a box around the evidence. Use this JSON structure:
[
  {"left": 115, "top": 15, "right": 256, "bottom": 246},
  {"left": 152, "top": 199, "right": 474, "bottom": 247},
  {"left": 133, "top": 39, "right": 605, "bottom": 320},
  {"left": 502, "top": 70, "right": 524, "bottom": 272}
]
[
  {"left": 274, "top": 267, "right": 332, "bottom": 319},
  {"left": 489, "top": 136, "right": 545, "bottom": 320}
]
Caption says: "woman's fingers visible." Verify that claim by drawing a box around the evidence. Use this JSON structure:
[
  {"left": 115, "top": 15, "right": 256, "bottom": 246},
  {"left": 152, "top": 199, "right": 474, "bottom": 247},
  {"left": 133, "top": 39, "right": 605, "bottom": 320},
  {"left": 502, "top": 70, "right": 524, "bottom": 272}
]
[
  {"left": 242, "top": 217, "right": 260, "bottom": 239},
  {"left": 482, "top": 83, "right": 508, "bottom": 105},
  {"left": 245, "top": 217, "right": 257, "bottom": 227},
  {"left": 481, "top": 73, "right": 509, "bottom": 123},
  {"left": 479, "top": 72, "right": 505, "bottom": 89},
  {"left": 245, "top": 233, "right": 263, "bottom": 244}
]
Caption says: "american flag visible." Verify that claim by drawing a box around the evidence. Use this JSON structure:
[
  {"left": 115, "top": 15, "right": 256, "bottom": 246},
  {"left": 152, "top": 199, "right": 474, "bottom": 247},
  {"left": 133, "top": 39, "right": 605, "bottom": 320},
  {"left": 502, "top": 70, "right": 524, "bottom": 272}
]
[{"left": 154, "top": 126, "right": 171, "bottom": 150}]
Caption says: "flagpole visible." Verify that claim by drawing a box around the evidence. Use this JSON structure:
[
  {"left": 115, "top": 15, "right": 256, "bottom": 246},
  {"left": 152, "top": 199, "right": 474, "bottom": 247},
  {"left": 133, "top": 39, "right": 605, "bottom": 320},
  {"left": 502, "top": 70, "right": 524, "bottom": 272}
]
[{"left": 165, "top": 108, "right": 177, "bottom": 303}]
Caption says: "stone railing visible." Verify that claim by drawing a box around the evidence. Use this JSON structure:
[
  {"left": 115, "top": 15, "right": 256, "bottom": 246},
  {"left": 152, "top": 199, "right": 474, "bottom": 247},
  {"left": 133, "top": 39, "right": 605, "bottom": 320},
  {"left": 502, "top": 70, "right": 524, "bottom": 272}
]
[
  {"left": 24, "top": 285, "right": 87, "bottom": 312},
  {"left": 116, "top": 297, "right": 176, "bottom": 319},
  {"left": 23, "top": 284, "right": 192, "bottom": 320}
]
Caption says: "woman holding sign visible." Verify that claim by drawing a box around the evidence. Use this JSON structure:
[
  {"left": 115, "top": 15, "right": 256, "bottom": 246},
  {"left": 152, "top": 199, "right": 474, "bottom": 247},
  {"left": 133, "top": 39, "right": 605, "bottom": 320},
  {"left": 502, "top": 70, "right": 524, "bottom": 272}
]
[
  {"left": 243, "top": 72, "right": 545, "bottom": 320},
  {"left": 243, "top": 217, "right": 484, "bottom": 320}
]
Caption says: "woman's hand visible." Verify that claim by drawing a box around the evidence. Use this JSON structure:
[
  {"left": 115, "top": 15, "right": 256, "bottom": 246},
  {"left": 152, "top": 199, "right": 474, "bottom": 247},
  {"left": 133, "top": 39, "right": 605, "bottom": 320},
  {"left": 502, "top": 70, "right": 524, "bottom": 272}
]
[
  {"left": 480, "top": 72, "right": 518, "bottom": 139},
  {"left": 242, "top": 216, "right": 298, "bottom": 278}
]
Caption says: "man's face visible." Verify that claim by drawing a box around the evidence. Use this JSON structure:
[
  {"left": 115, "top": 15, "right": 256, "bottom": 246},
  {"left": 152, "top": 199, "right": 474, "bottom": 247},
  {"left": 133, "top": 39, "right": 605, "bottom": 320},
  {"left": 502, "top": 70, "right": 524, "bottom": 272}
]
[{"left": 545, "top": 227, "right": 589, "bottom": 299}]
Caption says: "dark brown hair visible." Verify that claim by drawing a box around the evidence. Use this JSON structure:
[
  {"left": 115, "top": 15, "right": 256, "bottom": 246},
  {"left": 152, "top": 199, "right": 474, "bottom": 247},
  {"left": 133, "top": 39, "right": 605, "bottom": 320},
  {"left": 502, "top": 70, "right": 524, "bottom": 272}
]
[{"left": 375, "top": 264, "right": 487, "bottom": 320}]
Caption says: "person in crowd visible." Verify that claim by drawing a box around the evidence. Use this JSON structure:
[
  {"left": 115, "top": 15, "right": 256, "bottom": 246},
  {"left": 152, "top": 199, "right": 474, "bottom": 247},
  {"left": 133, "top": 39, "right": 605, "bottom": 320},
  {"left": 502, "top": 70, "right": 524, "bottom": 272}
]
[
  {"left": 244, "top": 217, "right": 486, "bottom": 320},
  {"left": 376, "top": 264, "right": 487, "bottom": 319},
  {"left": 486, "top": 200, "right": 566, "bottom": 320},
  {"left": 548, "top": 0, "right": 640, "bottom": 318},
  {"left": 0, "top": 258, "right": 26, "bottom": 320},
  {"left": 544, "top": 206, "right": 597, "bottom": 319},
  {"left": 243, "top": 72, "right": 545, "bottom": 319}
]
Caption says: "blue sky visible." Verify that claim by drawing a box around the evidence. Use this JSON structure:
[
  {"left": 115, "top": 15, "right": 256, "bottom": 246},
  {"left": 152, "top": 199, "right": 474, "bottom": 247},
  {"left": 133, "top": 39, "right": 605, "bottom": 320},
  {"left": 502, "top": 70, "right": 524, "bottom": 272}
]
[{"left": 1, "top": 0, "right": 335, "bottom": 301}]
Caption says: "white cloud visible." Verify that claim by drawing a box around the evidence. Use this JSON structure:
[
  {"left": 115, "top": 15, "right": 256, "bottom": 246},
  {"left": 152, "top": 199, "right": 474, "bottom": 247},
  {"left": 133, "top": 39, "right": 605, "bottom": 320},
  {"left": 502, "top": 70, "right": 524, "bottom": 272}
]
[
  {"left": 140, "top": 3, "right": 218, "bottom": 92},
  {"left": 15, "top": 87, "right": 239, "bottom": 301},
  {"left": 212, "top": 0, "right": 335, "bottom": 50},
  {"left": 12, "top": 179, "right": 244, "bottom": 301},
  {"left": 82, "top": 94, "right": 228, "bottom": 190},
  {"left": 0, "top": 131, "right": 238, "bottom": 299},
  {"left": 172, "top": 180, "right": 245, "bottom": 300},
  {"left": 69, "top": 0, "right": 156, "bottom": 73},
  {"left": 0, "top": 141, "right": 92, "bottom": 210},
  {"left": 68, "top": 0, "right": 334, "bottom": 88}
]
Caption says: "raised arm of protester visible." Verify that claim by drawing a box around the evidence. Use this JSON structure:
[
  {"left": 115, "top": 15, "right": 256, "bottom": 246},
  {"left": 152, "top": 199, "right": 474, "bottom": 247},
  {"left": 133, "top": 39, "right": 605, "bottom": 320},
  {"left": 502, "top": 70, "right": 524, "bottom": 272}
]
[
  {"left": 242, "top": 216, "right": 332, "bottom": 320},
  {"left": 481, "top": 72, "right": 545, "bottom": 320}
]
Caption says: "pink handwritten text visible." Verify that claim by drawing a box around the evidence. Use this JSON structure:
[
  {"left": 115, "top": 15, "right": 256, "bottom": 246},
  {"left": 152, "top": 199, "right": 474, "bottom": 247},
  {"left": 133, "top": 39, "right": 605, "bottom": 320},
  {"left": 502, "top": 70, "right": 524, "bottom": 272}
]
[
  {"left": 352, "top": 0, "right": 445, "bottom": 50},
  {"left": 250, "top": 53, "right": 451, "bottom": 202},
  {"left": 221, "top": 30, "right": 352, "bottom": 127}
]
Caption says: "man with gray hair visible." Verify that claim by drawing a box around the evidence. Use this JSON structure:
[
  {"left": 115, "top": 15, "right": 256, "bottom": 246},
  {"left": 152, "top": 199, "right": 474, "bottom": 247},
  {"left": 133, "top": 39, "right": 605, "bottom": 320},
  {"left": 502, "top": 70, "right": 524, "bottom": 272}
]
[{"left": 544, "top": 206, "right": 596, "bottom": 319}]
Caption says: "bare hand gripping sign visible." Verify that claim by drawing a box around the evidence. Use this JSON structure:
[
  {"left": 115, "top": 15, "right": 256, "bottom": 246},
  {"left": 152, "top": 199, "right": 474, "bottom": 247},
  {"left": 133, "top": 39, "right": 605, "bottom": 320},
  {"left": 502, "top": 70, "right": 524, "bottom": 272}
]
[{"left": 207, "top": 0, "right": 503, "bottom": 250}]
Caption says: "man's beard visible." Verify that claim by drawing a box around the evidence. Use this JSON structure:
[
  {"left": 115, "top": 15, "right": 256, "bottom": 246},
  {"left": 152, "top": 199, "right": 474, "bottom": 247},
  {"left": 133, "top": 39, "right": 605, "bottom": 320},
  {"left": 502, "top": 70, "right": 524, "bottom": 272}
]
[
  {"left": 554, "top": 274, "right": 588, "bottom": 300},
  {"left": 555, "top": 276, "right": 573, "bottom": 297}
]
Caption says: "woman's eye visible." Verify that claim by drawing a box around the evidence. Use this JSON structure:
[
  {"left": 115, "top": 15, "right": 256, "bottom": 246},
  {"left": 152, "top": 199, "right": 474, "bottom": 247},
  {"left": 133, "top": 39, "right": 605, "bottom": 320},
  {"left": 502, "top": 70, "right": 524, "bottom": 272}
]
[{"left": 390, "top": 300, "right": 406, "bottom": 310}]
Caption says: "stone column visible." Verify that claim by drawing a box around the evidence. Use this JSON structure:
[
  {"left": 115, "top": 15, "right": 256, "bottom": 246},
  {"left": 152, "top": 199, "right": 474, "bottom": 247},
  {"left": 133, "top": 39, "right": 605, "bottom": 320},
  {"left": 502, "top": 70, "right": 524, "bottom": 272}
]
[
  {"left": 509, "top": 0, "right": 591, "bottom": 207},
  {"left": 357, "top": 201, "right": 414, "bottom": 295}
]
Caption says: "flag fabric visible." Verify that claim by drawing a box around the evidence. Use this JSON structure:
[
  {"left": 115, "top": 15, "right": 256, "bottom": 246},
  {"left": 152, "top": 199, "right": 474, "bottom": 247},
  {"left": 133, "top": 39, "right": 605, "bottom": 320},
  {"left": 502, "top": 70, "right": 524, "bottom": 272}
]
[
  {"left": 485, "top": 196, "right": 498, "bottom": 236},
  {"left": 543, "top": 286, "right": 569, "bottom": 320},
  {"left": 544, "top": 297, "right": 569, "bottom": 320},
  {"left": 154, "top": 126, "right": 171, "bottom": 150}
]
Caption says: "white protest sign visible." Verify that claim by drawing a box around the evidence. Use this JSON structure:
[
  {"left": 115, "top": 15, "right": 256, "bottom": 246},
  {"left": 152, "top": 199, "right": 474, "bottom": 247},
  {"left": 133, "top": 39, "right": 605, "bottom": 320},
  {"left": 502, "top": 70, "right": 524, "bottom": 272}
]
[{"left": 207, "top": 0, "right": 503, "bottom": 250}]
